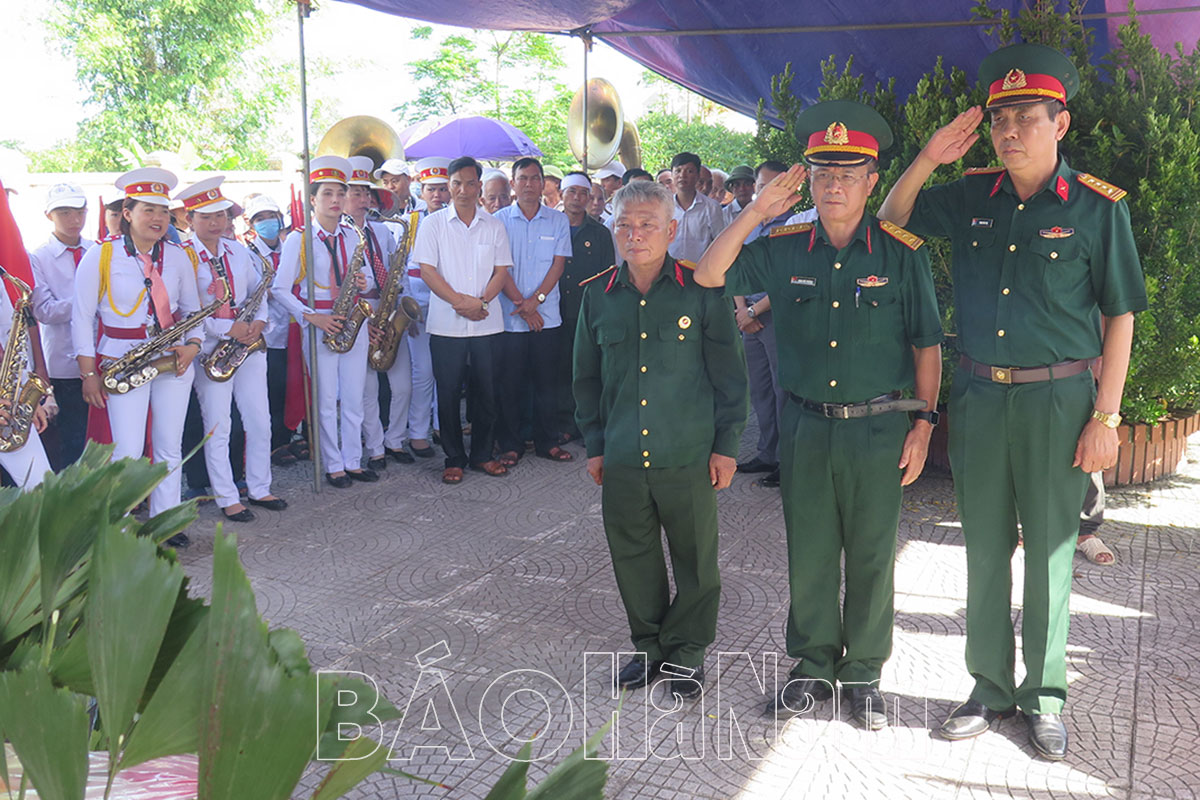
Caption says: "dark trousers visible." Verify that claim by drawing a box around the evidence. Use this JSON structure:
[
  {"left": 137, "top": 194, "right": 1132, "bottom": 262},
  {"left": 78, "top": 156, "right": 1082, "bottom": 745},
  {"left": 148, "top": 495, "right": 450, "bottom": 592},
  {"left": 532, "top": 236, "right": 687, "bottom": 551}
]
[
  {"left": 46, "top": 378, "right": 87, "bottom": 470},
  {"left": 183, "top": 387, "right": 244, "bottom": 490},
  {"left": 266, "top": 348, "right": 293, "bottom": 452},
  {"left": 430, "top": 333, "right": 498, "bottom": 469},
  {"left": 555, "top": 317, "right": 580, "bottom": 436},
  {"left": 1080, "top": 471, "right": 1105, "bottom": 533},
  {"left": 495, "top": 328, "right": 561, "bottom": 455}
]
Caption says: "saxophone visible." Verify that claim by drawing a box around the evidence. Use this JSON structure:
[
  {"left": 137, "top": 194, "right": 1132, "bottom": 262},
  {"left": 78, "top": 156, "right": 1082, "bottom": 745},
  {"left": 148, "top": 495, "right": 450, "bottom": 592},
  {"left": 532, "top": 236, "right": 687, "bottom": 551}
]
[
  {"left": 202, "top": 250, "right": 276, "bottom": 382},
  {"left": 321, "top": 220, "right": 372, "bottom": 353},
  {"left": 101, "top": 267, "right": 231, "bottom": 394},
  {"left": 0, "top": 269, "right": 50, "bottom": 453},
  {"left": 367, "top": 215, "right": 422, "bottom": 371}
]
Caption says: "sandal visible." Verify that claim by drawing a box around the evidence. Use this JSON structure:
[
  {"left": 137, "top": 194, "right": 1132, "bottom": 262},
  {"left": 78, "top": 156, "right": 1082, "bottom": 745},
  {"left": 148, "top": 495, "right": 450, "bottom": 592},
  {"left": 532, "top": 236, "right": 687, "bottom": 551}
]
[
  {"left": 289, "top": 440, "right": 311, "bottom": 460},
  {"left": 271, "top": 445, "right": 297, "bottom": 466},
  {"left": 1078, "top": 534, "right": 1116, "bottom": 565},
  {"left": 442, "top": 467, "right": 464, "bottom": 485},
  {"left": 537, "top": 446, "right": 574, "bottom": 462},
  {"left": 497, "top": 450, "right": 521, "bottom": 467},
  {"left": 470, "top": 460, "right": 508, "bottom": 477}
]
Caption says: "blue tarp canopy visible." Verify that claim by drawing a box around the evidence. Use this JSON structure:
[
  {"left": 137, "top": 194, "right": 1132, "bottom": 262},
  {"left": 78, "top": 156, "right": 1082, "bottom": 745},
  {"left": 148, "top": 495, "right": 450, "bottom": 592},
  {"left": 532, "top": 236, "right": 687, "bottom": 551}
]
[{"left": 337, "top": 0, "right": 1200, "bottom": 124}]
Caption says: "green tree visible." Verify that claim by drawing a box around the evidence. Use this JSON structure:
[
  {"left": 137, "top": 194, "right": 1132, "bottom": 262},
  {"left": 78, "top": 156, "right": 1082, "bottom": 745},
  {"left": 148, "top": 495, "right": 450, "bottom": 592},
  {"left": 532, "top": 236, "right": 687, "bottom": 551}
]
[{"left": 635, "top": 111, "right": 758, "bottom": 173}]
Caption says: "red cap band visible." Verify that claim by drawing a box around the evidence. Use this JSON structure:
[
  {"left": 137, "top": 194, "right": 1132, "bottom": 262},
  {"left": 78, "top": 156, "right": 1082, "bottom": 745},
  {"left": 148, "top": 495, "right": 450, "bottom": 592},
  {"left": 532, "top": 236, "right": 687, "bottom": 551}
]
[
  {"left": 805, "top": 123, "right": 880, "bottom": 160},
  {"left": 987, "top": 69, "right": 1067, "bottom": 107},
  {"left": 310, "top": 167, "right": 347, "bottom": 183},
  {"left": 125, "top": 182, "right": 170, "bottom": 200},
  {"left": 182, "top": 188, "right": 226, "bottom": 211}
]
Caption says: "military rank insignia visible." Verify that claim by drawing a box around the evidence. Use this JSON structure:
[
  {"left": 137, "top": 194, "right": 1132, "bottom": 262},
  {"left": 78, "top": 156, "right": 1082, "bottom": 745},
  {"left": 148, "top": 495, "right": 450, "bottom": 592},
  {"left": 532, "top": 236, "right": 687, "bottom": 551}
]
[
  {"left": 1039, "top": 227, "right": 1074, "bottom": 238},
  {"left": 856, "top": 275, "right": 889, "bottom": 288},
  {"left": 678, "top": 315, "right": 692, "bottom": 329}
]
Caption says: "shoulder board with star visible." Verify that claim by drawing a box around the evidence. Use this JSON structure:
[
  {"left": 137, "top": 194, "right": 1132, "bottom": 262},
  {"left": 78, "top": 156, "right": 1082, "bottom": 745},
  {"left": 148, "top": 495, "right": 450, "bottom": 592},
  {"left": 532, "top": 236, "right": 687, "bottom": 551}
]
[
  {"left": 769, "top": 223, "right": 813, "bottom": 238},
  {"left": 1077, "top": 173, "right": 1127, "bottom": 202},
  {"left": 964, "top": 166, "right": 1006, "bottom": 175},
  {"left": 878, "top": 220, "right": 925, "bottom": 250},
  {"left": 578, "top": 264, "right": 617, "bottom": 287},
  {"left": 676, "top": 259, "right": 697, "bottom": 270}
]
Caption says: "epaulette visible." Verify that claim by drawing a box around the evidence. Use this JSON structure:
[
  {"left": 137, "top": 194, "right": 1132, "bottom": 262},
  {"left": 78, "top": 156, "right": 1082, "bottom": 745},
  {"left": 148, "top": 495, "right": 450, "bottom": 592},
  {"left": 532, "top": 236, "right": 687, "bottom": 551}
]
[
  {"left": 769, "top": 223, "right": 813, "bottom": 238},
  {"left": 578, "top": 264, "right": 617, "bottom": 287},
  {"left": 964, "top": 166, "right": 1006, "bottom": 175},
  {"left": 1077, "top": 173, "right": 1127, "bottom": 202},
  {"left": 96, "top": 233, "right": 121, "bottom": 244},
  {"left": 878, "top": 220, "right": 925, "bottom": 251},
  {"left": 677, "top": 259, "right": 697, "bottom": 270}
]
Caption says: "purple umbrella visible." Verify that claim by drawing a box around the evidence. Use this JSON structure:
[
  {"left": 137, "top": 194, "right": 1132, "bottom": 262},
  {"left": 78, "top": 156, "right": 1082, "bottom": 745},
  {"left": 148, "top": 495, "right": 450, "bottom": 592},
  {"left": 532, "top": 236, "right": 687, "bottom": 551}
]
[{"left": 400, "top": 116, "right": 543, "bottom": 160}]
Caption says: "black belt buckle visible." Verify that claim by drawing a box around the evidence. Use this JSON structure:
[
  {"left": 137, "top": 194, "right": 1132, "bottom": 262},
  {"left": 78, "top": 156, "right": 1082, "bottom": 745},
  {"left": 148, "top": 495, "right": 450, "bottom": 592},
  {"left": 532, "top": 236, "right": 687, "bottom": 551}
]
[{"left": 822, "top": 402, "right": 851, "bottom": 420}]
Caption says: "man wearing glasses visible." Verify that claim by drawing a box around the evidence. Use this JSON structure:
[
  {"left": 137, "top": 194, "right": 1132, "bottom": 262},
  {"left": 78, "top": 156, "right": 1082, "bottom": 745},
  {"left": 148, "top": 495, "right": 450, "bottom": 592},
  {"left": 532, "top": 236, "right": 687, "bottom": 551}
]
[{"left": 695, "top": 100, "right": 943, "bottom": 730}]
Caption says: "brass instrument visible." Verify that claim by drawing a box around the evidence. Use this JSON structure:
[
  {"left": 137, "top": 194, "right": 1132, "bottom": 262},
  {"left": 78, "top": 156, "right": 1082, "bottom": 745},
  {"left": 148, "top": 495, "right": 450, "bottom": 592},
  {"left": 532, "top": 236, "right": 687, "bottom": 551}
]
[
  {"left": 101, "top": 268, "right": 230, "bottom": 395},
  {"left": 568, "top": 78, "right": 642, "bottom": 170},
  {"left": 367, "top": 215, "right": 422, "bottom": 372},
  {"left": 201, "top": 251, "right": 276, "bottom": 382},
  {"left": 0, "top": 269, "right": 50, "bottom": 453},
  {"left": 316, "top": 115, "right": 405, "bottom": 174},
  {"left": 321, "top": 220, "right": 372, "bottom": 353}
]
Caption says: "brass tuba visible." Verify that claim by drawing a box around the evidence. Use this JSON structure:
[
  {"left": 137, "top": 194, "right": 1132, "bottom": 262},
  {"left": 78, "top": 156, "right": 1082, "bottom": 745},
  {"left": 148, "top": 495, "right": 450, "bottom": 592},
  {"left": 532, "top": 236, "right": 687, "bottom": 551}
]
[
  {"left": 316, "top": 115, "right": 405, "bottom": 175},
  {"left": 0, "top": 268, "right": 50, "bottom": 453},
  {"left": 568, "top": 78, "right": 642, "bottom": 170}
]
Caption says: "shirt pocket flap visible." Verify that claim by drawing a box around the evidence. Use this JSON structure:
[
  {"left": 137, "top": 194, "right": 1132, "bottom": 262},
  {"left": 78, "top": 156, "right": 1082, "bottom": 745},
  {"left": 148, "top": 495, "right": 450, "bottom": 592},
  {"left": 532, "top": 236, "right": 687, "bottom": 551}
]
[
  {"left": 1028, "top": 235, "right": 1080, "bottom": 262},
  {"left": 597, "top": 325, "right": 627, "bottom": 345},
  {"left": 659, "top": 320, "right": 695, "bottom": 342}
]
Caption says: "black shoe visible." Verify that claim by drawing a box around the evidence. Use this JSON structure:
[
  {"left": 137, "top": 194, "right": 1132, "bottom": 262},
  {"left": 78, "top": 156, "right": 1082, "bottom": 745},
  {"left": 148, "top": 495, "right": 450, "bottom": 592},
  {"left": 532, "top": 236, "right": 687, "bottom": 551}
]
[
  {"left": 939, "top": 699, "right": 1017, "bottom": 740},
  {"left": 845, "top": 686, "right": 888, "bottom": 731},
  {"left": 758, "top": 469, "right": 780, "bottom": 488},
  {"left": 615, "top": 658, "right": 663, "bottom": 690},
  {"left": 411, "top": 444, "right": 436, "bottom": 459},
  {"left": 325, "top": 473, "right": 352, "bottom": 489},
  {"left": 666, "top": 664, "right": 705, "bottom": 700},
  {"left": 1025, "top": 712, "right": 1068, "bottom": 760},
  {"left": 347, "top": 468, "right": 379, "bottom": 483},
  {"left": 737, "top": 457, "right": 776, "bottom": 473},
  {"left": 222, "top": 507, "right": 256, "bottom": 523},
  {"left": 387, "top": 447, "right": 416, "bottom": 464},
  {"left": 766, "top": 676, "right": 834, "bottom": 716},
  {"left": 248, "top": 496, "right": 288, "bottom": 511},
  {"left": 165, "top": 533, "right": 190, "bottom": 549},
  {"left": 367, "top": 456, "right": 388, "bottom": 471}
]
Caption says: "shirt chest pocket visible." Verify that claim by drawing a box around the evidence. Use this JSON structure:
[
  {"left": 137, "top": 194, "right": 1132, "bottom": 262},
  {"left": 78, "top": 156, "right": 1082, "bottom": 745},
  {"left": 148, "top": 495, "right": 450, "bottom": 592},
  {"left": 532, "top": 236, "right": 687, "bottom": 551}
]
[
  {"left": 534, "top": 234, "right": 557, "bottom": 262},
  {"left": 656, "top": 319, "right": 701, "bottom": 369},
  {"left": 1028, "top": 235, "right": 1089, "bottom": 295},
  {"left": 860, "top": 287, "right": 903, "bottom": 343}
]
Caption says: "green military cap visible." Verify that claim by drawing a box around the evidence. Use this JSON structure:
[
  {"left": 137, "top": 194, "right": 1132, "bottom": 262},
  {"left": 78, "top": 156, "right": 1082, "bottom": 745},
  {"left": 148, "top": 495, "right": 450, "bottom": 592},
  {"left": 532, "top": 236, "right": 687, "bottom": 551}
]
[
  {"left": 979, "top": 43, "right": 1079, "bottom": 108},
  {"left": 726, "top": 164, "right": 755, "bottom": 185},
  {"left": 544, "top": 164, "right": 564, "bottom": 181},
  {"left": 795, "top": 100, "right": 893, "bottom": 167}
]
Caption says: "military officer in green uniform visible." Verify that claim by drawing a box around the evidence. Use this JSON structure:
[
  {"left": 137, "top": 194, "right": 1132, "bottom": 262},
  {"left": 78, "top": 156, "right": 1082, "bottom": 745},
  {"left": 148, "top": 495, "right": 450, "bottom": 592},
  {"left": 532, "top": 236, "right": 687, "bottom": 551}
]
[
  {"left": 573, "top": 179, "right": 747, "bottom": 699},
  {"left": 878, "top": 44, "right": 1147, "bottom": 759},
  {"left": 695, "top": 101, "right": 944, "bottom": 730}
]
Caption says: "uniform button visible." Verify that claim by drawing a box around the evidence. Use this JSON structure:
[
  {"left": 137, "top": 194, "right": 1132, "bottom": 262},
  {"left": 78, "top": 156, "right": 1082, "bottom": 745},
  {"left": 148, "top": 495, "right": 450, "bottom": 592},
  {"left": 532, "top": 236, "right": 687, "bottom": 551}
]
[
  {"left": 640, "top": 398, "right": 647, "bottom": 406},
  {"left": 997, "top": 329, "right": 1006, "bottom": 337},
  {"left": 641, "top": 428, "right": 649, "bottom": 436},
  {"left": 830, "top": 340, "right": 837, "bottom": 348},
  {"left": 640, "top": 331, "right": 647, "bottom": 339},
  {"left": 678, "top": 334, "right": 685, "bottom": 341},
  {"left": 1008, "top": 244, "right": 1016, "bottom": 252},
  {"left": 1050, "top": 251, "right": 1059, "bottom": 259},
  {"left": 1017, "top": 203, "right": 1025, "bottom": 210},
  {"left": 829, "top": 379, "right": 837, "bottom": 387},
  {"left": 1002, "top": 287, "right": 1011, "bottom": 295},
  {"left": 832, "top": 300, "right": 840, "bottom": 308},
  {"left": 972, "top": 240, "right": 978, "bottom": 247},
  {"left": 643, "top": 460, "right": 651, "bottom": 468},
  {"left": 640, "top": 365, "right": 647, "bottom": 373},
  {"left": 834, "top": 262, "right": 842, "bottom": 270},
  {"left": 642, "top": 450, "right": 650, "bottom": 457},
  {"left": 639, "top": 299, "right": 646, "bottom": 307}
]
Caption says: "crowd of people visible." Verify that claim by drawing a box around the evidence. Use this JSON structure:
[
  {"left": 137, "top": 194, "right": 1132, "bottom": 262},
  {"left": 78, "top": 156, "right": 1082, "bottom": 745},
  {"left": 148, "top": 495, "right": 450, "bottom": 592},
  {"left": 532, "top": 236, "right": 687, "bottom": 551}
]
[{"left": 0, "top": 42, "right": 1142, "bottom": 761}]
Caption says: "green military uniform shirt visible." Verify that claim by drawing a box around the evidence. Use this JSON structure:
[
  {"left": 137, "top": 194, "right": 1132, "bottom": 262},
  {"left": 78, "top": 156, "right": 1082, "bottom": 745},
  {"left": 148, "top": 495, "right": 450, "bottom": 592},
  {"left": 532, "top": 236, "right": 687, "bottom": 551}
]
[
  {"left": 906, "top": 159, "right": 1148, "bottom": 367},
  {"left": 724, "top": 216, "right": 943, "bottom": 403},
  {"left": 560, "top": 215, "right": 616, "bottom": 324},
  {"left": 573, "top": 258, "right": 748, "bottom": 468}
]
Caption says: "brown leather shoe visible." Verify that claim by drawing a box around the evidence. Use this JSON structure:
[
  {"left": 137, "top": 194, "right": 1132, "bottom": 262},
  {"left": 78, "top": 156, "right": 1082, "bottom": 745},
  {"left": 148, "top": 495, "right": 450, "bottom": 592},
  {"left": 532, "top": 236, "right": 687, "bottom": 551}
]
[{"left": 470, "top": 460, "right": 508, "bottom": 477}]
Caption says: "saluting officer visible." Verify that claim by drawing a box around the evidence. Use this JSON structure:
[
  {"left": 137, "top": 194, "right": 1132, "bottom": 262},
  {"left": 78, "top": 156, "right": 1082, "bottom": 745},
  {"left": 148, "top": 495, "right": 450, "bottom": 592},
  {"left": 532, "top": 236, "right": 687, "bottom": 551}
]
[
  {"left": 878, "top": 44, "right": 1147, "bottom": 759},
  {"left": 695, "top": 101, "right": 943, "bottom": 730},
  {"left": 574, "top": 179, "right": 747, "bottom": 699}
]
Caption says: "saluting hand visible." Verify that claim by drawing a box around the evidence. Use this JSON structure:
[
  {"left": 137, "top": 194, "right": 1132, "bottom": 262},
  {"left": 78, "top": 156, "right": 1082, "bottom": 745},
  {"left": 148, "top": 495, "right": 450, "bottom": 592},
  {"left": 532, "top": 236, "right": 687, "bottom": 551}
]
[
  {"left": 921, "top": 106, "right": 984, "bottom": 165},
  {"left": 749, "top": 164, "right": 808, "bottom": 219}
]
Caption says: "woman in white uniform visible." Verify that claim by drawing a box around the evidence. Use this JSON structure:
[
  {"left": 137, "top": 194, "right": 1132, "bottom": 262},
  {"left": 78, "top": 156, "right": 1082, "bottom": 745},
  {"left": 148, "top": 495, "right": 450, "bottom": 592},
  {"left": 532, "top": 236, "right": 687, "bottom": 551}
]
[{"left": 0, "top": 266, "right": 52, "bottom": 490}]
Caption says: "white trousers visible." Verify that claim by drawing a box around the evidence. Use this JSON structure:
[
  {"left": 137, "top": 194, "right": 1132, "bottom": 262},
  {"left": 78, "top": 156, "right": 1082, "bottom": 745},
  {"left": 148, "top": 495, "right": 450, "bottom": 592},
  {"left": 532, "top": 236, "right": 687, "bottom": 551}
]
[
  {"left": 406, "top": 324, "right": 435, "bottom": 441},
  {"left": 363, "top": 336, "right": 413, "bottom": 456},
  {"left": 194, "top": 349, "right": 273, "bottom": 508},
  {"left": 0, "top": 428, "right": 50, "bottom": 490},
  {"left": 107, "top": 365, "right": 194, "bottom": 516},
  {"left": 303, "top": 326, "right": 368, "bottom": 474}
]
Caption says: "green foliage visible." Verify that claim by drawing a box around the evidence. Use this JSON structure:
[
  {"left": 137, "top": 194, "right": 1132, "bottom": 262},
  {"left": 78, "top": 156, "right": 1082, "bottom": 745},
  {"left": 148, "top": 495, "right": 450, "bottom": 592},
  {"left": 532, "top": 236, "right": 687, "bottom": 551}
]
[{"left": 635, "top": 111, "right": 757, "bottom": 173}]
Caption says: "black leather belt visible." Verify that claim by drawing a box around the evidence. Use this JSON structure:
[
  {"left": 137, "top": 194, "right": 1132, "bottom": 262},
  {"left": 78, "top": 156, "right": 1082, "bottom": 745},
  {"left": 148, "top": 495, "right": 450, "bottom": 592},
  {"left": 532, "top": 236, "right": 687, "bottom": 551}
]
[
  {"left": 787, "top": 391, "right": 928, "bottom": 420},
  {"left": 958, "top": 355, "right": 1089, "bottom": 384}
]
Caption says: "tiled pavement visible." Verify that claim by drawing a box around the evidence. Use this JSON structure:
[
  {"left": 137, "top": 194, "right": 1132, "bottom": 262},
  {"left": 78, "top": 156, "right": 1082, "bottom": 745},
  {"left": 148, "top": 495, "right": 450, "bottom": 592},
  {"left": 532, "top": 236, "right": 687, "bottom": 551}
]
[{"left": 177, "top": 423, "right": 1200, "bottom": 799}]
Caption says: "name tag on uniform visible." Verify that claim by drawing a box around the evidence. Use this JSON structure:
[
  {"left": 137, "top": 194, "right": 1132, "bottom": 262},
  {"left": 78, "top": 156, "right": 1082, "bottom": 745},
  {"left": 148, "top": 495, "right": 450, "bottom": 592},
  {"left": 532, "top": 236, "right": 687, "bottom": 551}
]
[
  {"left": 970, "top": 217, "right": 994, "bottom": 228},
  {"left": 790, "top": 276, "right": 816, "bottom": 286},
  {"left": 1039, "top": 227, "right": 1074, "bottom": 238}
]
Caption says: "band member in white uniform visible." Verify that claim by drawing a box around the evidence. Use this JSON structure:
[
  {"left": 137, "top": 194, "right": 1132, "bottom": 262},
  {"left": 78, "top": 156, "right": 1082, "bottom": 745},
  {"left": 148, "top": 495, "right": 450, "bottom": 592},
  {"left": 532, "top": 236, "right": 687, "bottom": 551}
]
[
  {"left": 271, "top": 155, "right": 377, "bottom": 487},
  {"left": 346, "top": 156, "right": 415, "bottom": 470},
  {"left": 404, "top": 157, "right": 451, "bottom": 459},
  {"left": 0, "top": 267, "right": 52, "bottom": 490},
  {"left": 28, "top": 182, "right": 94, "bottom": 469},
  {"left": 179, "top": 176, "right": 285, "bottom": 522},
  {"left": 72, "top": 167, "right": 203, "bottom": 531}
]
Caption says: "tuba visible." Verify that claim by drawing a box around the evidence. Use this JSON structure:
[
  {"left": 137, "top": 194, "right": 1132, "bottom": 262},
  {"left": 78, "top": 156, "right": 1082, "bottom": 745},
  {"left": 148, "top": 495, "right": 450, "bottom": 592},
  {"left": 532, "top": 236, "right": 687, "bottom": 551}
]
[
  {"left": 366, "top": 214, "right": 422, "bottom": 372},
  {"left": 201, "top": 250, "right": 276, "bottom": 382},
  {"left": 0, "top": 269, "right": 51, "bottom": 453},
  {"left": 568, "top": 78, "right": 642, "bottom": 170},
  {"left": 321, "top": 220, "right": 372, "bottom": 353},
  {"left": 316, "top": 115, "right": 405, "bottom": 176}
]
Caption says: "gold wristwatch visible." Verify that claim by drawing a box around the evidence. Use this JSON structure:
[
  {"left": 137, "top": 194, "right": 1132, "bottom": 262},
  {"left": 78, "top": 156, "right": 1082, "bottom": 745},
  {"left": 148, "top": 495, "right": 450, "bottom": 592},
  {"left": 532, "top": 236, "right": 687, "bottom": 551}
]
[{"left": 1091, "top": 409, "right": 1122, "bottom": 429}]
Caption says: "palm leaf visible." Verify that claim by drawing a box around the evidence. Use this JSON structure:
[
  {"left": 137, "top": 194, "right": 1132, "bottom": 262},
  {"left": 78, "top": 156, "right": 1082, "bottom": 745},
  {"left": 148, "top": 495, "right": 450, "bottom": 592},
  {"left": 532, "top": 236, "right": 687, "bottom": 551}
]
[
  {"left": 309, "top": 737, "right": 390, "bottom": 800},
  {"left": 0, "top": 668, "right": 89, "bottom": 800}
]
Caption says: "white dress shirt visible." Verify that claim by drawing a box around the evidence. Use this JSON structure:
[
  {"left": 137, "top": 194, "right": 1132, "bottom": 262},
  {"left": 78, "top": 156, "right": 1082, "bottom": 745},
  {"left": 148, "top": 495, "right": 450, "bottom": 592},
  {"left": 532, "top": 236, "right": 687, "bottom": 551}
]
[
  {"left": 29, "top": 235, "right": 94, "bottom": 378},
  {"left": 188, "top": 236, "right": 269, "bottom": 355},
  {"left": 493, "top": 203, "right": 572, "bottom": 332},
  {"left": 247, "top": 235, "right": 290, "bottom": 350},
  {"left": 412, "top": 206, "right": 512, "bottom": 338},
  {"left": 668, "top": 190, "right": 727, "bottom": 262}
]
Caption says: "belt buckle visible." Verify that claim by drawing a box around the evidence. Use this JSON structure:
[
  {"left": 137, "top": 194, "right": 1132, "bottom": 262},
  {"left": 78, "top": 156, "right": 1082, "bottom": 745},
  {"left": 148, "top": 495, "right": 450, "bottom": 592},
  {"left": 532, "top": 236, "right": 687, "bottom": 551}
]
[
  {"left": 823, "top": 403, "right": 850, "bottom": 420},
  {"left": 990, "top": 366, "right": 1013, "bottom": 384}
]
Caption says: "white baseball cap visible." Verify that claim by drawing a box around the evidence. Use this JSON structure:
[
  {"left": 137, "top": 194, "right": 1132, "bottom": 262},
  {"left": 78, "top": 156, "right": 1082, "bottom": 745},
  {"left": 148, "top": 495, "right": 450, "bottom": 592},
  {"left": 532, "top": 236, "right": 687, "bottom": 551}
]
[
  {"left": 373, "top": 158, "right": 409, "bottom": 180},
  {"left": 594, "top": 162, "right": 626, "bottom": 180},
  {"left": 243, "top": 194, "right": 282, "bottom": 220},
  {"left": 45, "top": 182, "right": 87, "bottom": 214}
]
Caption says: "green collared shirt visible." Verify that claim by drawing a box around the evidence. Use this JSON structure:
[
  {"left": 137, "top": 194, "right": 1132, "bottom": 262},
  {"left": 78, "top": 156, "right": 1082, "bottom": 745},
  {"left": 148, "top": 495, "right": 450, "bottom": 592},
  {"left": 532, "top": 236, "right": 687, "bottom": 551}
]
[
  {"left": 573, "top": 258, "right": 748, "bottom": 468},
  {"left": 725, "top": 215, "right": 943, "bottom": 403},
  {"left": 560, "top": 214, "right": 616, "bottom": 323},
  {"left": 906, "top": 158, "right": 1148, "bottom": 367}
]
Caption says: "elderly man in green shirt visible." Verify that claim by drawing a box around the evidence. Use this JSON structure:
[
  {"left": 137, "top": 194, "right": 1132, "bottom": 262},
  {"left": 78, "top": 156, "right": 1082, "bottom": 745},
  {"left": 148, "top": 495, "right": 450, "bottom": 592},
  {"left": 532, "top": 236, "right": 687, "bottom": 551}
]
[
  {"left": 879, "top": 44, "right": 1148, "bottom": 759},
  {"left": 695, "top": 100, "right": 944, "bottom": 730},
  {"left": 573, "top": 179, "right": 747, "bottom": 700}
]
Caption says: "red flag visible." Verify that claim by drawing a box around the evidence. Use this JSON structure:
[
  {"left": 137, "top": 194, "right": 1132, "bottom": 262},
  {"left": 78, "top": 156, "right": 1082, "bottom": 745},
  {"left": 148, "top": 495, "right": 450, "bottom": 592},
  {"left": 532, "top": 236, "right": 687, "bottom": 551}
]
[
  {"left": 0, "top": 179, "right": 35, "bottom": 304},
  {"left": 290, "top": 184, "right": 305, "bottom": 232},
  {"left": 97, "top": 195, "right": 108, "bottom": 240}
]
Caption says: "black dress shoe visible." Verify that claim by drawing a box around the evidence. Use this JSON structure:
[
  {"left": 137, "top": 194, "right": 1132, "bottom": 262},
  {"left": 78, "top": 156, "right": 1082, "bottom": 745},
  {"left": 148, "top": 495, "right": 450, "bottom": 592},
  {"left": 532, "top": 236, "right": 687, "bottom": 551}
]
[
  {"left": 325, "top": 473, "right": 352, "bottom": 489},
  {"left": 165, "top": 533, "right": 190, "bottom": 549},
  {"left": 758, "top": 469, "right": 780, "bottom": 488},
  {"left": 666, "top": 665, "right": 705, "bottom": 700},
  {"left": 222, "top": 507, "right": 256, "bottom": 523},
  {"left": 248, "top": 496, "right": 288, "bottom": 511},
  {"left": 845, "top": 686, "right": 888, "bottom": 731},
  {"left": 766, "top": 676, "right": 834, "bottom": 716},
  {"left": 615, "top": 658, "right": 663, "bottom": 690},
  {"left": 1025, "top": 712, "right": 1068, "bottom": 760},
  {"left": 347, "top": 468, "right": 379, "bottom": 483},
  {"left": 387, "top": 447, "right": 416, "bottom": 464},
  {"left": 939, "top": 699, "right": 1017, "bottom": 740},
  {"left": 736, "top": 457, "right": 776, "bottom": 473},
  {"left": 367, "top": 456, "right": 387, "bottom": 471},
  {"left": 411, "top": 444, "right": 436, "bottom": 459}
]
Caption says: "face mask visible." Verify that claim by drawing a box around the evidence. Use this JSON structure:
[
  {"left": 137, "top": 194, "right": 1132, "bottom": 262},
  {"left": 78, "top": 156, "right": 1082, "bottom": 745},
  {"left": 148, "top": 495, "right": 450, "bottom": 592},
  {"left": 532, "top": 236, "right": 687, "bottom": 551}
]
[{"left": 254, "top": 219, "right": 281, "bottom": 240}]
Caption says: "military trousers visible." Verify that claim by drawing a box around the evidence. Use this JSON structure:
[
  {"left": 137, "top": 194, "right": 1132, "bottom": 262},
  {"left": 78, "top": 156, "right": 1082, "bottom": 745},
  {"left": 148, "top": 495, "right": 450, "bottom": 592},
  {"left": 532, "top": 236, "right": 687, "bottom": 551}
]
[
  {"left": 600, "top": 462, "right": 721, "bottom": 668},
  {"left": 779, "top": 398, "right": 909, "bottom": 684},
  {"left": 948, "top": 365, "right": 1093, "bottom": 715}
]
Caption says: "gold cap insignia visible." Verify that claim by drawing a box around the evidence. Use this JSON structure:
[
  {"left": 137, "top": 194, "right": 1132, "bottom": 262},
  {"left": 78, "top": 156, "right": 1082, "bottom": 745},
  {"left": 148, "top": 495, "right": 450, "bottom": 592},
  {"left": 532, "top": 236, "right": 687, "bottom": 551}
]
[
  {"left": 1002, "top": 69, "right": 1028, "bottom": 90},
  {"left": 824, "top": 122, "right": 850, "bottom": 146},
  {"left": 678, "top": 315, "right": 692, "bottom": 330}
]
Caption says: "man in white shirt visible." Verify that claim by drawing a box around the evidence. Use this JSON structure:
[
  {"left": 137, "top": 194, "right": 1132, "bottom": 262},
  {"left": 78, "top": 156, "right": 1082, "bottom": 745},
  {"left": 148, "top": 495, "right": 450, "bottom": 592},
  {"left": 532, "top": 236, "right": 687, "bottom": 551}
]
[
  {"left": 594, "top": 162, "right": 625, "bottom": 223},
  {"left": 413, "top": 156, "right": 513, "bottom": 484},
  {"left": 28, "top": 182, "right": 93, "bottom": 470},
  {"left": 375, "top": 158, "right": 423, "bottom": 214},
  {"left": 668, "top": 152, "right": 727, "bottom": 262}
]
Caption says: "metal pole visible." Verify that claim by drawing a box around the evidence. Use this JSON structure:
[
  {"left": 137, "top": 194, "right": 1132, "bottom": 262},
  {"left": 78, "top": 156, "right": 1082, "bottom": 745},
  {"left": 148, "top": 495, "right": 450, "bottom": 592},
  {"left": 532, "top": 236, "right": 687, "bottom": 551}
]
[
  {"left": 297, "top": 0, "right": 322, "bottom": 492},
  {"left": 581, "top": 31, "right": 589, "bottom": 170}
]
